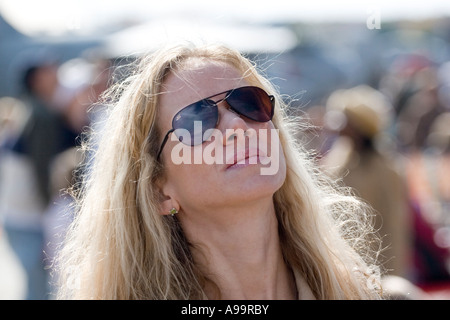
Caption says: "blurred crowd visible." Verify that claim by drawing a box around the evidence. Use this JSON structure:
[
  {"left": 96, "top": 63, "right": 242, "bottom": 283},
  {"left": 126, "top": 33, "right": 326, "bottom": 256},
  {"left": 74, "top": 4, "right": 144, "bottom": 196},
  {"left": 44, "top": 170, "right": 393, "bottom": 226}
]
[
  {"left": 302, "top": 53, "right": 450, "bottom": 298},
  {"left": 0, "top": 48, "right": 110, "bottom": 299},
  {"left": 1, "top": 24, "right": 450, "bottom": 300}
]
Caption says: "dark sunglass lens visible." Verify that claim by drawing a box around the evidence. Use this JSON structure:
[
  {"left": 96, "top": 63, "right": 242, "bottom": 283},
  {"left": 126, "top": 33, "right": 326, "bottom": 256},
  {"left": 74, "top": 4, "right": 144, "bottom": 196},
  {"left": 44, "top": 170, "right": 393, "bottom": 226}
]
[
  {"left": 172, "top": 100, "right": 218, "bottom": 146},
  {"left": 227, "top": 87, "right": 274, "bottom": 122}
]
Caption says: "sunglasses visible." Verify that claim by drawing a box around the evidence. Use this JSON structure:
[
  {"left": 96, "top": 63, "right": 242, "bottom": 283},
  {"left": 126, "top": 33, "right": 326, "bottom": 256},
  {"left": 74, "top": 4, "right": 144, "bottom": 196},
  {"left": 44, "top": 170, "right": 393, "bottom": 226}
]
[{"left": 157, "top": 86, "right": 275, "bottom": 159}]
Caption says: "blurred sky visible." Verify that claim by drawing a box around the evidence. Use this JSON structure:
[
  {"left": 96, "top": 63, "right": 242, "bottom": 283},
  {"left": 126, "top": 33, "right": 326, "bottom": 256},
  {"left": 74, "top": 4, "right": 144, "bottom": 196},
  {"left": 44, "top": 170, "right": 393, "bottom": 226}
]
[{"left": 1, "top": 0, "right": 450, "bottom": 36}]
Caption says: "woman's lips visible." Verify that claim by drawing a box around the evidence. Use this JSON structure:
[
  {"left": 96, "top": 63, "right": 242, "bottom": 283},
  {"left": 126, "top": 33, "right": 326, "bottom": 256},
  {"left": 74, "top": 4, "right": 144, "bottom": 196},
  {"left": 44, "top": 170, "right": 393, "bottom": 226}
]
[{"left": 225, "top": 149, "right": 267, "bottom": 170}]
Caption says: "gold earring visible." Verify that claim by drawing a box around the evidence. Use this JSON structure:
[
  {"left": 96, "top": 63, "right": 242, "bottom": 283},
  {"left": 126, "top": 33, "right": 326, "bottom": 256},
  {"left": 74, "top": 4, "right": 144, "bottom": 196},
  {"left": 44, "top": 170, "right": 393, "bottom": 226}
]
[{"left": 169, "top": 208, "right": 178, "bottom": 216}]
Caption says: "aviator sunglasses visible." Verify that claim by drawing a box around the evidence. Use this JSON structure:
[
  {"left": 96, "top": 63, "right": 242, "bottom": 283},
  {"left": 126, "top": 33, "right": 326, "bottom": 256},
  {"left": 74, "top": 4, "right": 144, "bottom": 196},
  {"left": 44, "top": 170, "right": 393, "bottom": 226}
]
[{"left": 157, "top": 86, "right": 275, "bottom": 159}]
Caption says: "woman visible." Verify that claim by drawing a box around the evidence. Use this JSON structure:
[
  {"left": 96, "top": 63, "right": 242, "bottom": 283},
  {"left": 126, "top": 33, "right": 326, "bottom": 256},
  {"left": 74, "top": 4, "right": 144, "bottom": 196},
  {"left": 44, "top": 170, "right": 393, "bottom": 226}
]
[{"left": 55, "top": 43, "right": 382, "bottom": 299}]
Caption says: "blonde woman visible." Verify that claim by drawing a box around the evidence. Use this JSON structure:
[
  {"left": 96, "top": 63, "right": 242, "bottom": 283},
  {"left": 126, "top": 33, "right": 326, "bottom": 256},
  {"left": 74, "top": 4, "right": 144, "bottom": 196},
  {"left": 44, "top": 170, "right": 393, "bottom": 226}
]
[{"left": 55, "top": 43, "right": 382, "bottom": 300}]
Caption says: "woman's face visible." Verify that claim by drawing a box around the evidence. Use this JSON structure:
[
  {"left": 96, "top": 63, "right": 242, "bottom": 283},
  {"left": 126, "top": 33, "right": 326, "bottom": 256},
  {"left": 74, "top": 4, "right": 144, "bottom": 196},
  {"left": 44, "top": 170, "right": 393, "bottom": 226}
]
[{"left": 157, "top": 59, "right": 286, "bottom": 215}]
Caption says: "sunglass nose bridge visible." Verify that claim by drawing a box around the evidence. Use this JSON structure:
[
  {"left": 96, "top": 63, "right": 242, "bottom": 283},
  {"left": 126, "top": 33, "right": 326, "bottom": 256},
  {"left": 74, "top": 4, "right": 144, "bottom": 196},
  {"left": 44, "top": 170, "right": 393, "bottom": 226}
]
[
  {"left": 225, "top": 105, "right": 241, "bottom": 118},
  {"left": 215, "top": 98, "right": 242, "bottom": 120}
]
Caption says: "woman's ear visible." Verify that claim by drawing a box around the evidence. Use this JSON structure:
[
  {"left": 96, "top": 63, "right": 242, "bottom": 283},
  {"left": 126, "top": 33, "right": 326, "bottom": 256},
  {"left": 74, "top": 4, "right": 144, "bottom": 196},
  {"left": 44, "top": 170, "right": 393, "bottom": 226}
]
[
  {"left": 157, "top": 178, "right": 180, "bottom": 216},
  {"left": 159, "top": 196, "right": 180, "bottom": 216}
]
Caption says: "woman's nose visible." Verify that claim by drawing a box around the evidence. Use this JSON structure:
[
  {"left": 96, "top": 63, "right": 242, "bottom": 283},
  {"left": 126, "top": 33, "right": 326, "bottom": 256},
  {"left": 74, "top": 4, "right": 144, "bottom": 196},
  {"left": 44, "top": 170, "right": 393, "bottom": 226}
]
[{"left": 217, "top": 102, "right": 250, "bottom": 145}]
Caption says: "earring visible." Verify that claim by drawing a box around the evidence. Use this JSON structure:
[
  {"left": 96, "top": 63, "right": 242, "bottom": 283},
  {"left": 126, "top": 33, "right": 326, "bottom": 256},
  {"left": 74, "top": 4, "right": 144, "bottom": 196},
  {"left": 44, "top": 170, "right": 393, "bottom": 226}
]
[{"left": 169, "top": 208, "right": 178, "bottom": 216}]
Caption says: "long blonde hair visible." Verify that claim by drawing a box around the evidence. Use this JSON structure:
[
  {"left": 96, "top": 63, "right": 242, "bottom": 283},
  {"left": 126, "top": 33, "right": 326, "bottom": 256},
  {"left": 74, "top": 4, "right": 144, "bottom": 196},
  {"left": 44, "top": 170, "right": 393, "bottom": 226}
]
[{"left": 55, "top": 43, "right": 382, "bottom": 299}]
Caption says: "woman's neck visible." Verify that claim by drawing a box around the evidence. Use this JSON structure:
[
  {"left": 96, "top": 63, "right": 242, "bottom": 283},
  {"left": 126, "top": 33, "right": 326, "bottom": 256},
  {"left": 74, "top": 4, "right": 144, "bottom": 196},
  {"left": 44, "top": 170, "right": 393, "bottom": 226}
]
[{"left": 180, "top": 199, "right": 297, "bottom": 300}]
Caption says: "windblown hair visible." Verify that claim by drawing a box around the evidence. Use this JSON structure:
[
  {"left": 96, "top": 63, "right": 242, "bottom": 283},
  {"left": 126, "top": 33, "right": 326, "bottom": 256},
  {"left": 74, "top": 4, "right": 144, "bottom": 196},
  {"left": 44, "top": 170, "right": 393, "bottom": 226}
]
[{"left": 55, "top": 43, "right": 383, "bottom": 299}]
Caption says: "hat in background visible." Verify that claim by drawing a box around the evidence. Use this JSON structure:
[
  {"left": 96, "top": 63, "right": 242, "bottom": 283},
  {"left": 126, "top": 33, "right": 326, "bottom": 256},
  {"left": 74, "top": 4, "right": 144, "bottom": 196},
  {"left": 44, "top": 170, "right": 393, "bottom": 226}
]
[{"left": 325, "top": 85, "right": 392, "bottom": 138}]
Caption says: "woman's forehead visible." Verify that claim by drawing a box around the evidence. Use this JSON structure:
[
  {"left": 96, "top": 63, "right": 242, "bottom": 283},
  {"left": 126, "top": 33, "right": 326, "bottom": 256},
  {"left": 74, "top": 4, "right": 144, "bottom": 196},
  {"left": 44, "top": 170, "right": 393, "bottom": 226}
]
[
  {"left": 167, "top": 61, "right": 245, "bottom": 90},
  {"left": 160, "top": 61, "right": 249, "bottom": 109}
]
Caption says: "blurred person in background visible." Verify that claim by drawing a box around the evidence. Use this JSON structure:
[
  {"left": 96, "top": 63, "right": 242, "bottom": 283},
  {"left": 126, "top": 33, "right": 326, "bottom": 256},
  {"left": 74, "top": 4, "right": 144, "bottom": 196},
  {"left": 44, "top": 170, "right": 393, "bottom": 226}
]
[
  {"left": 378, "top": 54, "right": 447, "bottom": 153},
  {"left": 321, "top": 85, "right": 413, "bottom": 280},
  {"left": 406, "top": 112, "right": 450, "bottom": 286},
  {"left": 0, "top": 51, "right": 70, "bottom": 299},
  {"left": 385, "top": 57, "right": 450, "bottom": 290},
  {"left": 395, "top": 66, "right": 446, "bottom": 152},
  {"left": 0, "top": 48, "right": 95, "bottom": 299}
]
